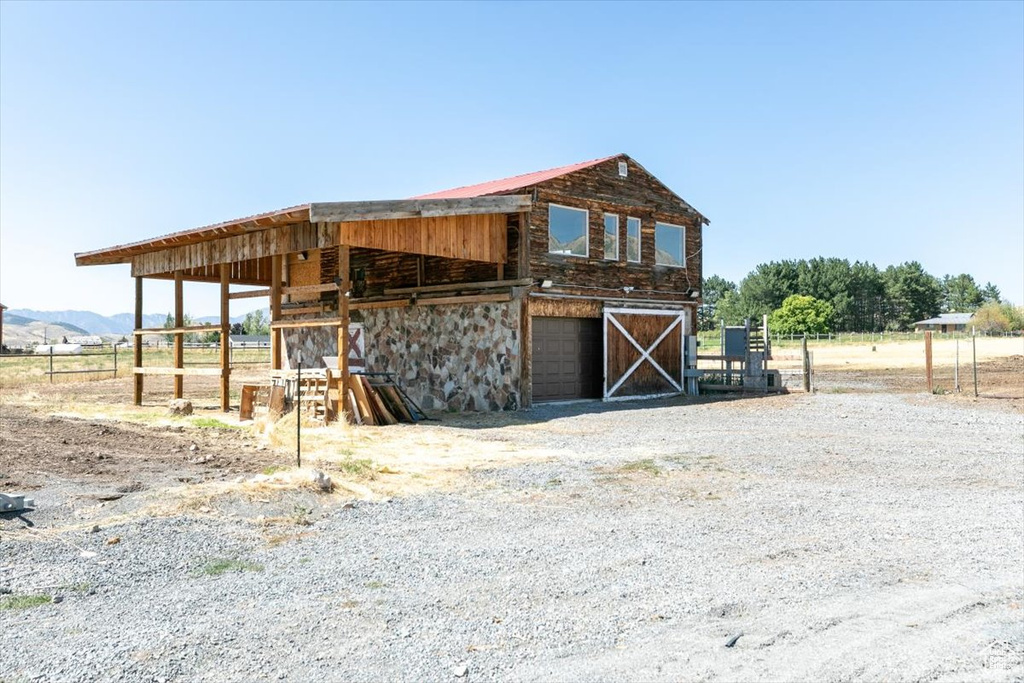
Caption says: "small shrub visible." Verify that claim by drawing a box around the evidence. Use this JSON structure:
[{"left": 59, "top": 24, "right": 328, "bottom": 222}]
[
  {"left": 336, "top": 457, "right": 375, "bottom": 477},
  {"left": 261, "top": 465, "right": 288, "bottom": 476},
  {"left": 195, "top": 558, "right": 264, "bottom": 577},
  {"left": 618, "top": 459, "right": 662, "bottom": 476},
  {"left": 364, "top": 580, "right": 387, "bottom": 589},
  {"left": 191, "top": 417, "right": 240, "bottom": 429},
  {"left": 0, "top": 594, "right": 52, "bottom": 610}
]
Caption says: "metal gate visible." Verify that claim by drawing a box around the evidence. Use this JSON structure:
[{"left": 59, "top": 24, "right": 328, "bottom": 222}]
[{"left": 603, "top": 307, "right": 687, "bottom": 400}]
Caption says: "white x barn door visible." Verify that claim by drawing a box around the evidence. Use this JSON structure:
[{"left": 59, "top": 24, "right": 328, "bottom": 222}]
[{"left": 603, "top": 308, "right": 687, "bottom": 400}]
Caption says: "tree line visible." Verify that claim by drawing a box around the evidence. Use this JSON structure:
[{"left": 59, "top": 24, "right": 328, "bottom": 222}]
[
  {"left": 162, "top": 309, "right": 270, "bottom": 343},
  {"left": 700, "top": 258, "right": 1019, "bottom": 332}
]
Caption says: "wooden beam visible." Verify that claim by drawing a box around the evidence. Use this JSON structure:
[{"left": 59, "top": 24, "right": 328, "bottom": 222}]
[
  {"left": 271, "top": 254, "right": 282, "bottom": 370},
  {"left": 220, "top": 263, "right": 230, "bottom": 412},
  {"left": 280, "top": 305, "right": 325, "bottom": 317},
  {"left": 282, "top": 283, "right": 339, "bottom": 296},
  {"left": 309, "top": 196, "right": 531, "bottom": 223},
  {"left": 229, "top": 288, "right": 270, "bottom": 300},
  {"left": 271, "top": 317, "right": 343, "bottom": 330},
  {"left": 134, "top": 277, "right": 143, "bottom": 406},
  {"left": 173, "top": 270, "right": 183, "bottom": 399},
  {"left": 383, "top": 278, "right": 532, "bottom": 296},
  {"left": 133, "top": 324, "right": 221, "bottom": 335},
  {"left": 132, "top": 367, "right": 223, "bottom": 377}
]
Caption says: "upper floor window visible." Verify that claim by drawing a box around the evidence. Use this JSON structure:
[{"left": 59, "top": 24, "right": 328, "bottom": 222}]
[
  {"left": 655, "top": 222, "right": 686, "bottom": 267},
  {"left": 626, "top": 217, "right": 641, "bottom": 263},
  {"left": 548, "top": 204, "right": 588, "bottom": 257},
  {"left": 603, "top": 214, "right": 619, "bottom": 260}
]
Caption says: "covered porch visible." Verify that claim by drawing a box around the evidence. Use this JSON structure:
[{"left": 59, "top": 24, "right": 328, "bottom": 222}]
[{"left": 75, "top": 196, "right": 532, "bottom": 420}]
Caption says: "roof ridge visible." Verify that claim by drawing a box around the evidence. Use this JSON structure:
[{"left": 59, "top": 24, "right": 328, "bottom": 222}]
[{"left": 411, "top": 154, "right": 621, "bottom": 199}]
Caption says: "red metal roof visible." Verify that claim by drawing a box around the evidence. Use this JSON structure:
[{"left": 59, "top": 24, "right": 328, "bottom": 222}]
[{"left": 412, "top": 155, "right": 619, "bottom": 199}]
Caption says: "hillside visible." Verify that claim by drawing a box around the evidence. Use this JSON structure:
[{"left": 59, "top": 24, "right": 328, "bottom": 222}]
[{"left": 1, "top": 319, "right": 90, "bottom": 349}]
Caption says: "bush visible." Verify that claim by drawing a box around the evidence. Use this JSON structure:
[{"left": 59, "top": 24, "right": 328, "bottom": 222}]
[{"left": 769, "top": 295, "right": 834, "bottom": 336}]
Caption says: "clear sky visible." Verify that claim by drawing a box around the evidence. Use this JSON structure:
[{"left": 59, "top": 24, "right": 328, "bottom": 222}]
[{"left": 1, "top": 1, "right": 1021, "bottom": 316}]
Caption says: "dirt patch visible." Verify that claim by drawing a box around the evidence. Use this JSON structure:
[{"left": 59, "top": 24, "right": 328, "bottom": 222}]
[{"left": 0, "top": 405, "right": 278, "bottom": 492}]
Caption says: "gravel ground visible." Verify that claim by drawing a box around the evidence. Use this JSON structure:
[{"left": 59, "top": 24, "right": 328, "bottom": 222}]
[{"left": 2, "top": 391, "right": 1022, "bottom": 682}]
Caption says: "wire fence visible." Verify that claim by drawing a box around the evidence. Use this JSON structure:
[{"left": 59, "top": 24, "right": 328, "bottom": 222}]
[{"left": 0, "top": 343, "right": 271, "bottom": 385}]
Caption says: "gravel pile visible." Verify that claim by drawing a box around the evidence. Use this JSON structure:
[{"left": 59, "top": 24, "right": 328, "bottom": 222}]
[{"left": 2, "top": 392, "right": 1022, "bottom": 682}]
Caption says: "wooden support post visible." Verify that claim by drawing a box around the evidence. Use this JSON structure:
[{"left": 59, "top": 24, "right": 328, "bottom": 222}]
[
  {"left": 134, "top": 276, "right": 144, "bottom": 405},
  {"left": 517, "top": 211, "right": 530, "bottom": 280},
  {"left": 972, "top": 329, "right": 978, "bottom": 397},
  {"left": 220, "top": 263, "right": 230, "bottom": 412},
  {"left": 173, "top": 270, "right": 184, "bottom": 399},
  {"left": 338, "top": 246, "right": 351, "bottom": 413},
  {"left": 271, "top": 254, "right": 283, "bottom": 370},
  {"left": 924, "top": 331, "right": 933, "bottom": 393}
]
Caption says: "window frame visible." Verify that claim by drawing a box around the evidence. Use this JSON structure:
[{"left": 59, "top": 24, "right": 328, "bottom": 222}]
[
  {"left": 603, "top": 213, "right": 619, "bottom": 261},
  {"left": 654, "top": 221, "right": 686, "bottom": 268},
  {"left": 626, "top": 216, "right": 642, "bottom": 263},
  {"left": 547, "top": 203, "right": 590, "bottom": 258}
]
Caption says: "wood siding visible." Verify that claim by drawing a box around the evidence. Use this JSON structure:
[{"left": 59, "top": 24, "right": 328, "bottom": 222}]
[
  {"left": 338, "top": 214, "right": 506, "bottom": 264},
  {"left": 525, "top": 157, "right": 702, "bottom": 300},
  {"left": 132, "top": 221, "right": 335, "bottom": 278}
]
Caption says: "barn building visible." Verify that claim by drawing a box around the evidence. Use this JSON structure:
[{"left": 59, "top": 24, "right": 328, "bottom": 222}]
[{"left": 75, "top": 154, "right": 708, "bottom": 414}]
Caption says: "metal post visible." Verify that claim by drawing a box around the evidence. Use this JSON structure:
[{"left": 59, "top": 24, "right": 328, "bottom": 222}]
[
  {"left": 113, "top": 341, "right": 118, "bottom": 378},
  {"left": 924, "top": 331, "right": 933, "bottom": 393},
  {"left": 972, "top": 329, "right": 978, "bottom": 398},
  {"left": 801, "top": 335, "right": 810, "bottom": 393},
  {"left": 296, "top": 351, "right": 302, "bottom": 468},
  {"left": 954, "top": 339, "right": 960, "bottom": 393},
  {"left": 49, "top": 346, "right": 54, "bottom": 384}
]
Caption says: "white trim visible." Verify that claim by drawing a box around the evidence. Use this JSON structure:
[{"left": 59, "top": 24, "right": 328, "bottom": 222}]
[
  {"left": 603, "top": 213, "right": 619, "bottom": 261},
  {"left": 654, "top": 221, "right": 686, "bottom": 268},
  {"left": 626, "top": 216, "right": 641, "bottom": 263},
  {"left": 547, "top": 203, "right": 589, "bottom": 258}
]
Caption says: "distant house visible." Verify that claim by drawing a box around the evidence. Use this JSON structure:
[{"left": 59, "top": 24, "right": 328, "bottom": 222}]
[
  {"left": 914, "top": 312, "right": 973, "bottom": 333},
  {"left": 66, "top": 335, "right": 105, "bottom": 347},
  {"left": 229, "top": 334, "right": 271, "bottom": 348}
]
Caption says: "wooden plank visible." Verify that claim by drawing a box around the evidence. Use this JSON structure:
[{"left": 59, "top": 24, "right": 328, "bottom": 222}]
[
  {"left": 220, "top": 263, "right": 231, "bottom": 412},
  {"left": 361, "top": 376, "right": 398, "bottom": 425},
  {"left": 348, "top": 376, "right": 376, "bottom": 426},
  {"left": 229, "top": 288, "right": 270, "bottom": 300},
  {"left": 239, "top": 384, "right": 257, "bottom": 421},
  {"left": 383, "top": 277, "right": 532, "bottom": 296},
  {"left": 282, "top": 283, "right": 338, "bottom": 296},
  {"left": 346, "top": 388, "right": 362, "bottom": 425},
  {"left": 132, "top": 367, "right": 222, "bottom": 376},
  {"left": 270, "top": 317, "right": 343, "bottom": 330},
  {"left": 309, "top": 196, "right": 531, "bottom": 222},
  {"left": 134, "top": 276, "right": 143, "bottom": 406},
  {"left": 133, "top": 324, "right": 221, "bottom": 335},
  {"left": 520, "top": 296, "right": 531, "bottom": 408},
  {"left": 381, "top": 385, "right": 413, "bottom": 423},
  {"left": 415, "top": 292, "right": 512, "bottom": 307},
  {"left": 279, "top": 305, "right": 325, "bottom": 317}
]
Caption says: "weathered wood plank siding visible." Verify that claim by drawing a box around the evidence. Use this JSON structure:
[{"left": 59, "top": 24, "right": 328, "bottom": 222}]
[
  {"left": 338, "top": 214, "right": 506, "bottom": 264},
  {"left": 526, "top": 157, "right": 702, "bottom": 301}
]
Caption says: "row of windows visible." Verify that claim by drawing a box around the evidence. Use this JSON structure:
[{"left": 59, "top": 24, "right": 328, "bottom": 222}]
[{"left": 548, "top": 204, "right": 685, "bottom": 267}]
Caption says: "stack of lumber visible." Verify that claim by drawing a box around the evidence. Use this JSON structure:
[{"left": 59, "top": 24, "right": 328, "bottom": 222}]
[{"left": 345, "top": 375, "right": 423, "bottom": 426}]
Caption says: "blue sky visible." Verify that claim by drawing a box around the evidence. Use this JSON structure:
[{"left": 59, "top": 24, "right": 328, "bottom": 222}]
[{"left": 1, "top": 1, "right": 1021, "bottom": 316}]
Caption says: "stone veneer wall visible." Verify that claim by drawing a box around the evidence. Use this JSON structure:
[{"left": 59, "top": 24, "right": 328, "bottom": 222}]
[
  {"left": 361, "top": 300, "right": 522, "bottom": 412},
  {"left": 282, "top": 325, "right": 338, "bottom": 370}
]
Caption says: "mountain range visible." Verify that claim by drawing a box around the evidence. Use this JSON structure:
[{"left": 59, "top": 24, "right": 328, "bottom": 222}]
[{"left": 6, "top": 308, "right": 266, "bottom": 336}]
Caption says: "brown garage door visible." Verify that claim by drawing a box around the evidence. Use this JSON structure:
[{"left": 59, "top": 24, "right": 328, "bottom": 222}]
[{"left": 532, "top": 317, "right": 603, "bottom": 401}]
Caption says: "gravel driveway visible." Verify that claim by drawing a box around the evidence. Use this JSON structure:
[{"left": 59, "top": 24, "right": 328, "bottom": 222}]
[{"left": 2, "top": 391, "right": 1022, "bottom": 682}]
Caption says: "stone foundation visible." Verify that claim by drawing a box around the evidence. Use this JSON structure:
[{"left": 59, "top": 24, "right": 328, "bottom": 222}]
[
  {"left": 361, "top": 300, "right": 522, "bottom": 412},
  {"left": 282, "top": 325, "right": 337, "bottom": 370}
]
